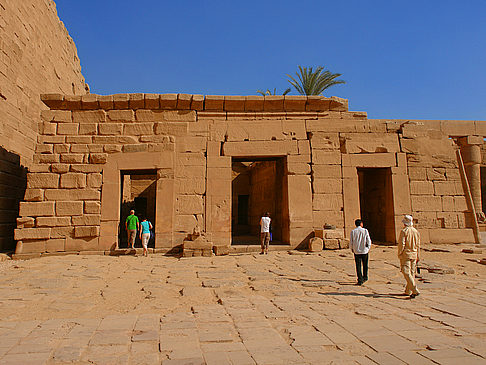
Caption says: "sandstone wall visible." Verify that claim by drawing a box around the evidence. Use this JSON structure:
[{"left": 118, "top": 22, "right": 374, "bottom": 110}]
[
  {"left": 13, "top": 94, "right": 482, "bottom": 257},
  {"left": 0, "top": 0, "right": 86, "bottom": 251}
]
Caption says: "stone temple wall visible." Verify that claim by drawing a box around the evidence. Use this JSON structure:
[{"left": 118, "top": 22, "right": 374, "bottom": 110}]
[
  {"left": 13, "top": 94, "right": 483, "bottom": 258},
  {"left": 0, "top": 0, "right": 86, "bottom": 251}
]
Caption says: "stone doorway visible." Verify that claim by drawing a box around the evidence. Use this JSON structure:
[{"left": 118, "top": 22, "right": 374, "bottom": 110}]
[
  {"left": 357, "top": 167, "right": 395, "bottom": 244},
  {"left": 119, "top": 170, "right": 157, "bottom": 248},
  {"left": 231, "top": 157, "right": 289, "bottom": 246}
]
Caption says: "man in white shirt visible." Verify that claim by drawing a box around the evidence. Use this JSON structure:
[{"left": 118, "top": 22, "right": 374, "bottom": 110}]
[
  {"left": 349, "top": 219, "right": 371, "bottom": 285},
  {"left": 260, "top": 212, "right": 271, "bottom": 255}
]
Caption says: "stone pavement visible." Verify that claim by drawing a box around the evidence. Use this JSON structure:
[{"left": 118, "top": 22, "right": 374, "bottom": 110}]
[{"left": 0, "top": 245, "right": 485, "bottom": 364}]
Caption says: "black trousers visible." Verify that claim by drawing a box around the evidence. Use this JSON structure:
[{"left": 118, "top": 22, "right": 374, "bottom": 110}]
[{"left": 354, "top": 253, "right": 369, "bottom": 284}]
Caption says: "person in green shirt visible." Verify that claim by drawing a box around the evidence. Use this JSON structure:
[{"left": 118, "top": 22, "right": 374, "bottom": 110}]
[{"left": 125, "top": 210, "right": 139, "bottom": 249}]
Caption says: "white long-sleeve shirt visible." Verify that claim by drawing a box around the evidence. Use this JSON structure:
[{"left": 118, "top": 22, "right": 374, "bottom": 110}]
[{"left": 350, "top": 226, "right": 371, "bottom": 254}]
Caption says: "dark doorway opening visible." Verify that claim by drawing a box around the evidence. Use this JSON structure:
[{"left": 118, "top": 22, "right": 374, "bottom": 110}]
[
  {"left": 231, "top": 157, "right": 289, "bottom": 246},
  {"left": 358, "top": 167, "right": 395, "bottom": 244},
  {"left": 119, "top": 170, "right": 157, "bottom": 248}
]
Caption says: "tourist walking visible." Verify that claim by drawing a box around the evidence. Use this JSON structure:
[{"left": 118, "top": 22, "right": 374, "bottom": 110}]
[
  {"left": 125, "top": 210, "right": 139, "bottom": 249},
  {"left": 139, "top": 217, "right": 153, "bottom": 257},
  {"left": 398, "top": 215, "right": 421, "bottom": 298},
  {"left": 349, "top": 219, "right": 371, "bottom": 285},
  {"left": 260, "top": 212, "right": 271, "bottom": 255}
]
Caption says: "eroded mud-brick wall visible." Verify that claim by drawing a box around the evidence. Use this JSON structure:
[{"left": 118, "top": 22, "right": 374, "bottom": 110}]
[{"left": 0, "top": 0, "right": 86, "bottom": 251}]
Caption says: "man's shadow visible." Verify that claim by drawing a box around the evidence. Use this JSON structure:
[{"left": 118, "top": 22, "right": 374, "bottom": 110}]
[{"left": 318, "top": 289, "right": 411, "bottom": 300}]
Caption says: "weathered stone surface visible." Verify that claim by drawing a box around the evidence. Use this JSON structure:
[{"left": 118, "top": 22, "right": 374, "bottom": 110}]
[{"left": 309, "top": 237, "right": 323, "bottom": 252}]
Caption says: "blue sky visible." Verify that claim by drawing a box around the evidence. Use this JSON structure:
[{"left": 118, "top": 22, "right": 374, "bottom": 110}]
[{"left": 55, "top": 0, "right": 486, "bottom": 120}]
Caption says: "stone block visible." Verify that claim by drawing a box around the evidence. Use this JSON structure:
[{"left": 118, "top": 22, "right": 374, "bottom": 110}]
[
  {"left": 441, "top": 196, "right": 455, "bottom": 211},
  {"left": 309, "top": 237, "right": 323, "bottom": 252},
  {"left": 124, "top": 123, "right": 154, "bottom": 135},
  {"left": 72, "top": 215, "right": 101, "bottom": 226},
  {"left": 222, "top": 140, "right": 298, "bottom": 156},
  {"left": 60, "top": 173, "right": 86, "bottom": 188},
  {"left": 89, "top": 153, "right": 107, "bottom": 164},
  {"left": 263, "top": 95, "right": 284, "bottom": 111},
  {"left": 313, "top": 211, "right": 344, "bottom": 228},
  {"left": 324, "top": 238, "right": 340, "bottom": 250},
  {"left": 206, "top": 179, "right": 231, "bottom": 196},
  {"left": 123, "top": 144, "right": 148, "bottom": 153},
  {"left": 33, "top": 154, "right": 59, "bottom": 164},
  {"left": 36, "top": 217, "right": 71, "bottom": 227},
  {"left": 73, "top": 110, "right": 106, "bottom": 123},
  {"left": 95, "top": 94, "right": 112, "bottom": 109},
  {"left": 128, "top": 93, "right": 144, "bottom": 109},
  {"left": 313, "top": 179, "right": 342, "bottom": 194},
  {"left": 75, "top": 123, "right": 96, "bottom": 135},
  {"left": 81, "top": 94, "right": 99, "bottom": 109},
  {"left": 213, "top": 245, "right": 230, "bottom": 256},
  {"left": 224, "top": 96, "right": 245, "bottom": 112},
  {"left": 429, "top": 228, "right": 475, "bottom": 244},
  {"left": 454, "top": 196, "right": 467, "bottom": 212},
  {"left": 153, "top": 110, "right": 196, "bottom": 122},
  {"left": 175, "top": 214, "right": 198, "bottom": 232},
  {"left": 27, "top": 173, "right": 59, "bottom": 189},
  {"left": 17, "top": 217, "right": 34, "bottom": 228},
  {"left": 53, "top": 144, "right": 70, "bottom": 154},
  {"left": 87, "top": 173, "right": 102, "bottom": 188},
  {"left": 309, "top": 132, "right": 340, "bottom": 150},
  {"left": 41, "top": 110, "right": 71, "bottom": 123},
  {"left": 440, "top": 120, "right": 475, "bottom": 136},
  {"left": 312, "top": 165, "right": 342, "bottom": 178},
  {"left": 312, "top": 151, "right": 341, "bottom": 165},
  {"left": 15, "top": 240, "right": 47, "bottom": 253},
  {"left": 112, "top": 93, "right": 129, "bottom": 108},
  {"left": 176, "top": 136, "right": 207, "bottom": 153},
  {"left": 342, "top": 153, "right": 396, "bottom": 168},
  {"left": 410, "top": 181, "right": 434, "bottom": 195},
  {"left": 183, "top": 238, "right": 212, "bottom": 250},
  {"left": 177, "top": 178, "right": 206, "bottom": 195},
  {"left": 70, "top": 165, "right": 103, "bottom": 173},
  {"left": 74, "top": 226, "right": 100, "bottom": 238},
  {"left": 104, "top": 144, "right": 123, "bottom": 153},
  {"left": 155, "top": 122, "right": 188, "bottom": 136},
  {"left": 50, "top": 227, "right": 74, "bottom": 238},
  {"left": 144, "top": 94, "right": 160, "bottom": 109},
  {"left": 36, "top": 144, "right": 53, "bottom": 154},
  {"left": 284, "top": 96, "right": 306, "bottom": 111},
  {"left": 411, "top": 196, "right": 442, "bottom": 212},
  {"left": 341, "top": 133, "right": 400, "bottom": 154},
  {"left": 57, "top": 123, "right": 78, "bottom": 135},
  {"left": 56, "top": 201, "right": 84, "bottom": 216},
  {"left": 159, "top": 94, "right": 178, "bottom": 109},
  {"left": 40, "top": 122, "right": 56, "bottom": 135},
  {"left": 85, "top": 201, "right": 101, "bottom": 214},
  {"left": 298, "top": 140, "right": 311, "bottom": 155},
  {"left": 426, "top": 167, "right": 446, "bottom": 181},
  {"left": 245, "top": 96, "right": 264, "bottom": 111},
  {"left": 19, "top": 202, "right": 55, "bottom": 217},
  {"left": 14, "top": 228, "right": 50, "bottom": 240},
  {"left": 66, "top": 136, "right": 93, "bottom": 144},
  {"left": 313, "top": 194, "right": 343, "bottom": 211},
  {"left": 287, "top": 162, "right": 310, "bottom": 175},
  {"left": 66, "top": 237, "right": 99, "bottom": 251},
  {"left": 60, "top": 154, "right": 85, "bottom": 164},
  {"left": 205, "top": 95, "right": 224, "bottom": 111},
  {"left": 176, "top": 195, "right": 204, "bottom": 214},
  {"left": 339, "top": 239, "right": 350, "bottom": 249},
  {"left": 46, "top": 239, "right": 65, "bottom": 252},
  {"left": 191, "top": 94, "right": 204, "bottom": 110},
  {"left": 433, "top": 181, "right": 458, "bottom": 196}
]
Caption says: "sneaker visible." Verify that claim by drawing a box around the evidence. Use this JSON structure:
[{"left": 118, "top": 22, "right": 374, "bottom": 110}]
[
  {"left": 356, "top": 281, "right": 363, "bottom": 286},
  {"left": 410, "top": 293, "right": 420, "bottom": 299},
  {"left": 260, "top": 252, "right": 264, "bottom": 255}
]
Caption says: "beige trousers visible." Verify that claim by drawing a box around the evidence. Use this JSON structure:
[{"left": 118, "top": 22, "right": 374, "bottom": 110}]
[
  {"left": 260, "top": 232, "right": 270, "bottom": 251},
  {"left": 400, "top": 257, "right": 419, "bottom": 295}
]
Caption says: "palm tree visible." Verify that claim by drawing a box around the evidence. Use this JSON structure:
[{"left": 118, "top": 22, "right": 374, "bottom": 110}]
[
  {"left": 256, "top": 88, "right": 291, "bottom": 96},
  {"left": 286, "top": 66, "right": 345, "bottom": 95}
]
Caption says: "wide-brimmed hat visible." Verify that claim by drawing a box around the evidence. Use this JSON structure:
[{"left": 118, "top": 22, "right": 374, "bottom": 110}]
[{"left": 402, "top": 215, "right": 413, "bottom": 225}]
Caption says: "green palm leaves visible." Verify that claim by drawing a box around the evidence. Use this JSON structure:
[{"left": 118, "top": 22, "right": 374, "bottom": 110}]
[
  {"left": 256, "top": 88, "right": 291, "bottom": 96},
  {"left": 286, "top": 66, "right": 345, "bottom": 96}
]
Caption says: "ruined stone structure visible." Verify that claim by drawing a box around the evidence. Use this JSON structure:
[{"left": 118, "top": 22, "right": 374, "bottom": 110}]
[
  {"left": 12, "top": 93, "right": 485, "bottom": 258},
  {"left": 0, "top": 0, "right": 86, "bottom": 251},
  {"left": 3, "top": 0, "right": 486, "bottom": 258}
]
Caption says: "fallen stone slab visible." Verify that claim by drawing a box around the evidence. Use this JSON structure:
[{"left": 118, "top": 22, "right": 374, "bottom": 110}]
[{"left": 479, "top": 258, "right": 486, "bottom": 265}]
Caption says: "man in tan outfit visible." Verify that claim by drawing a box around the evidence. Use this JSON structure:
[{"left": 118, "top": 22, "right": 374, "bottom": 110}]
[{"left": 398, "top": 215, "right": 421, "bottom": 298}]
